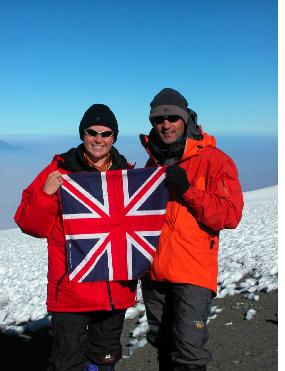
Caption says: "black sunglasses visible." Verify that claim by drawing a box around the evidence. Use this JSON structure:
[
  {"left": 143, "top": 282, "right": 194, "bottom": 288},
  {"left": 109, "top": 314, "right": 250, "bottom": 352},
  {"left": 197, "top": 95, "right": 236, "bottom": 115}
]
[
  {"left": 151, "top": 115, "right": 181, "bottom": 125},
  {"left": 84, "top": 128, "right": 114, "bottom": 138}
]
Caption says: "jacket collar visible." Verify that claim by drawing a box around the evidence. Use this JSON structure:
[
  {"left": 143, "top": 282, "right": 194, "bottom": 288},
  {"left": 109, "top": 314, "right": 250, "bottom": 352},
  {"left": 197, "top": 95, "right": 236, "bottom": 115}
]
[
  {"left": 54, "top": 144, "right": 131, "bottom": 172},
  {"left": 140, "top": 127, "right": 216, "bottom": 165},
  {"left": 182, "top": 130, "right": 216, "bottom": 159}
]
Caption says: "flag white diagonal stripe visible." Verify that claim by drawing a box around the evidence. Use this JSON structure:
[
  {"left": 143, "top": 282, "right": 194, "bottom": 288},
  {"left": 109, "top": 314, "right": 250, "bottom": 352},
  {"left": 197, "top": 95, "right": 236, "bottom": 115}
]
[
  {"left": 135, "top": 231, "right": 161, "bottom": 252},
  {"left": 78, "top": 241, "right": 112, "bottom": 282},
  {"left": 68, "top": 233, "right": 108, "bottom": 281},
  {"left": 63, "top": 174, "right": 110, "bottom": 216},
  {"left": 126, "top": 233, "right": 154, "bottom": 261},
  {"left": 61, "top": 184, "right": 101, "bottom": 217},
  {"left": 125, "top": 171, "right": 166, "bottom": 215},
  {"left": 123, "top": 167, "right": 163, "bottom": 206}
]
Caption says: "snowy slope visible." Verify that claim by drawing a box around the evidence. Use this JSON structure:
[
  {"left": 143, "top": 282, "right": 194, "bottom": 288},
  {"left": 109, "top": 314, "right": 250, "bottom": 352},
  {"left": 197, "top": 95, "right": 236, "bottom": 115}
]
[{"left": 0, "top": 185, "right": 278, "bottom": 336}]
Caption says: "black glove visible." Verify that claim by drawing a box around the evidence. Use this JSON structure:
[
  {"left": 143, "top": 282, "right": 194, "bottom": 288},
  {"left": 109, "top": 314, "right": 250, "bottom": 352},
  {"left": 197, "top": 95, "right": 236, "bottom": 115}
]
[{"left": 165, "top": 164, "right": 190, "bottom": 194}]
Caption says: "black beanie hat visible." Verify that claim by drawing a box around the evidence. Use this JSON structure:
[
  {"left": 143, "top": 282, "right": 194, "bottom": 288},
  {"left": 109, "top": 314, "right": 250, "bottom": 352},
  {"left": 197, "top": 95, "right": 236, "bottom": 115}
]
[
  {"left": 149, "top": 88, "right": 189, "bottom": 125},
  {"left": 79, "top": 104, "right": 119, "bottom": 142}
]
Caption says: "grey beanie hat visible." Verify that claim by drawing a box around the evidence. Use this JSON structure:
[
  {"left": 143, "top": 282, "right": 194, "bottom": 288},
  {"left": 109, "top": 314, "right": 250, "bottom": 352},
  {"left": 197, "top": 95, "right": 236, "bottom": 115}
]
[{"left": 149, "top": 88, "right": 189, "bottom": 124}]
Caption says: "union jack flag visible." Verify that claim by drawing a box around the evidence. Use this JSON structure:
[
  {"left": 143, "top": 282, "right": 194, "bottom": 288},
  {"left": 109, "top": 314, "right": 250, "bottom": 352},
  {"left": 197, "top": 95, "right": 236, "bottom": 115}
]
[{"left": 60, "top": 167, "right": 168, "bottom": 282}]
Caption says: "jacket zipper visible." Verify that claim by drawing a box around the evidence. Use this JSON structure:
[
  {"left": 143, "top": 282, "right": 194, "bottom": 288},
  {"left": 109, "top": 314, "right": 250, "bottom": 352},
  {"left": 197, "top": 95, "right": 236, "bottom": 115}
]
[
  {"left": 55, "top": 272, "right": 68, "bottom": 301},
  {"left": 106, "top": 282, "right": 115, "bottom": 311},
  {"left": 56, "top": 222, "right": 69, "bottom": 302}
]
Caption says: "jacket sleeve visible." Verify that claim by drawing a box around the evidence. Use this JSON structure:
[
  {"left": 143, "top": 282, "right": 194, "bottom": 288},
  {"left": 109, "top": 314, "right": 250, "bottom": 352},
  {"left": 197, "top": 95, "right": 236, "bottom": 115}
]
[
  {"left": 14, "top": 164, "right": 60, "bottom": 238},
  {"left": 182, "top": 154, "right": 244, "bottom": 232}
]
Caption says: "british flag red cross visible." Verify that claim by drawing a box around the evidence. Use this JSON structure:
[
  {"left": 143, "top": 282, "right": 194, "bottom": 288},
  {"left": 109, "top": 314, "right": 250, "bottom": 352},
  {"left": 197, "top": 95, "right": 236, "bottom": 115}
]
[{"left": 60, "top": 167, "right": 168, "bottom": 282}]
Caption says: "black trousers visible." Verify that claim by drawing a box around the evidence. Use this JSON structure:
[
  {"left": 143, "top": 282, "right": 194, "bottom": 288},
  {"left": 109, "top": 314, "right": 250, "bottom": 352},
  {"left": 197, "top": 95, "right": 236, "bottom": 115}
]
[
  {"left": 48, "top": 310, "right": 126, "bottom": 371},
  {"left": 141, "top": 276, "right": 212, "bottom": 370}
]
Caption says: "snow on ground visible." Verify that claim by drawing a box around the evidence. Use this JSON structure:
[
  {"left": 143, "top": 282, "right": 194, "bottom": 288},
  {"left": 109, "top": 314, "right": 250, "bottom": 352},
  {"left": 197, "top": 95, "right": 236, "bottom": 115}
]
[
  {"left": 217, "top": 185, "right": 278, "bottom": 298},
  {"left": 0, "top": 186, "right": 278, "bottom": 354},
  {"left": 0, "top": 231, "right": 47, "bottom": 331}
]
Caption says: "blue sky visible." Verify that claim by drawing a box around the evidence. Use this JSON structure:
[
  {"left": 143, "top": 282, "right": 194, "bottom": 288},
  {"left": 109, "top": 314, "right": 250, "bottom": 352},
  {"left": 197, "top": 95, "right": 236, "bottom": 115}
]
[{"left": 0, "top": 0, "right": 278, "bottom": 136}]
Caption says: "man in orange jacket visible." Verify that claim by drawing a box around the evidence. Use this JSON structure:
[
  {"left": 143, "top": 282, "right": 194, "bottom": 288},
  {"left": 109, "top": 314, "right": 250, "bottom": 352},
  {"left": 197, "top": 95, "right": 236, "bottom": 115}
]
[{"left": 140, "top": 88, "right": 244, "bottom": 370}]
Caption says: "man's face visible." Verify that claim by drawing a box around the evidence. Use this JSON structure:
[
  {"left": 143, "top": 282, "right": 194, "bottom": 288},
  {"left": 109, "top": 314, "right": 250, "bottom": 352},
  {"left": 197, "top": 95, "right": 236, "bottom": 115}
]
[{"left": 152, "top": 116, "right": 185, "bottom": 144}]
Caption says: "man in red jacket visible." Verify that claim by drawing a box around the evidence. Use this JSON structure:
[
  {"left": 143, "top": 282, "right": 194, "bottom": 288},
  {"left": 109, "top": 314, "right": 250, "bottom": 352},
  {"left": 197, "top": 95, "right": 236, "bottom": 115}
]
[
  {"left": 15, "top": 104, "right": 137, "bottom": 371},
  {"left": 140, "top": 88, "right": 244, "bottom": 370}
]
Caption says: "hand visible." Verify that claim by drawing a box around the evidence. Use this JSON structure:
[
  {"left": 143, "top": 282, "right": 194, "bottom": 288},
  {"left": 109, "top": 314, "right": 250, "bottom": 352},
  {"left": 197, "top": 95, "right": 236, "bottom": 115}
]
[
  {"left": 43, "top": 170, "right": 63, "bottom": 195},
  {"left": 165, "top": 164, "right": 190, "bottom": 194}
]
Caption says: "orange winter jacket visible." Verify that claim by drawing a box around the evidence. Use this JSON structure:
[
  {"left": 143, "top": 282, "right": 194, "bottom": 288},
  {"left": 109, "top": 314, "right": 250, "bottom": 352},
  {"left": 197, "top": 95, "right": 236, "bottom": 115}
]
[{"left": 142, "top": 132, "right": 243, "bottom": 292}]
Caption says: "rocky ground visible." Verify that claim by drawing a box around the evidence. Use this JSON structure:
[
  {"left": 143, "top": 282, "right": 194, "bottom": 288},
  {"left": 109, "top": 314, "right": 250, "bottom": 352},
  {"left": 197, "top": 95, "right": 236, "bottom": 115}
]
[
  {"left": 117, "top": 290, "right": 278, "bottom": 371},
  {"left": 0, "top": 291, "right": 278, "bottom": 371}
]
